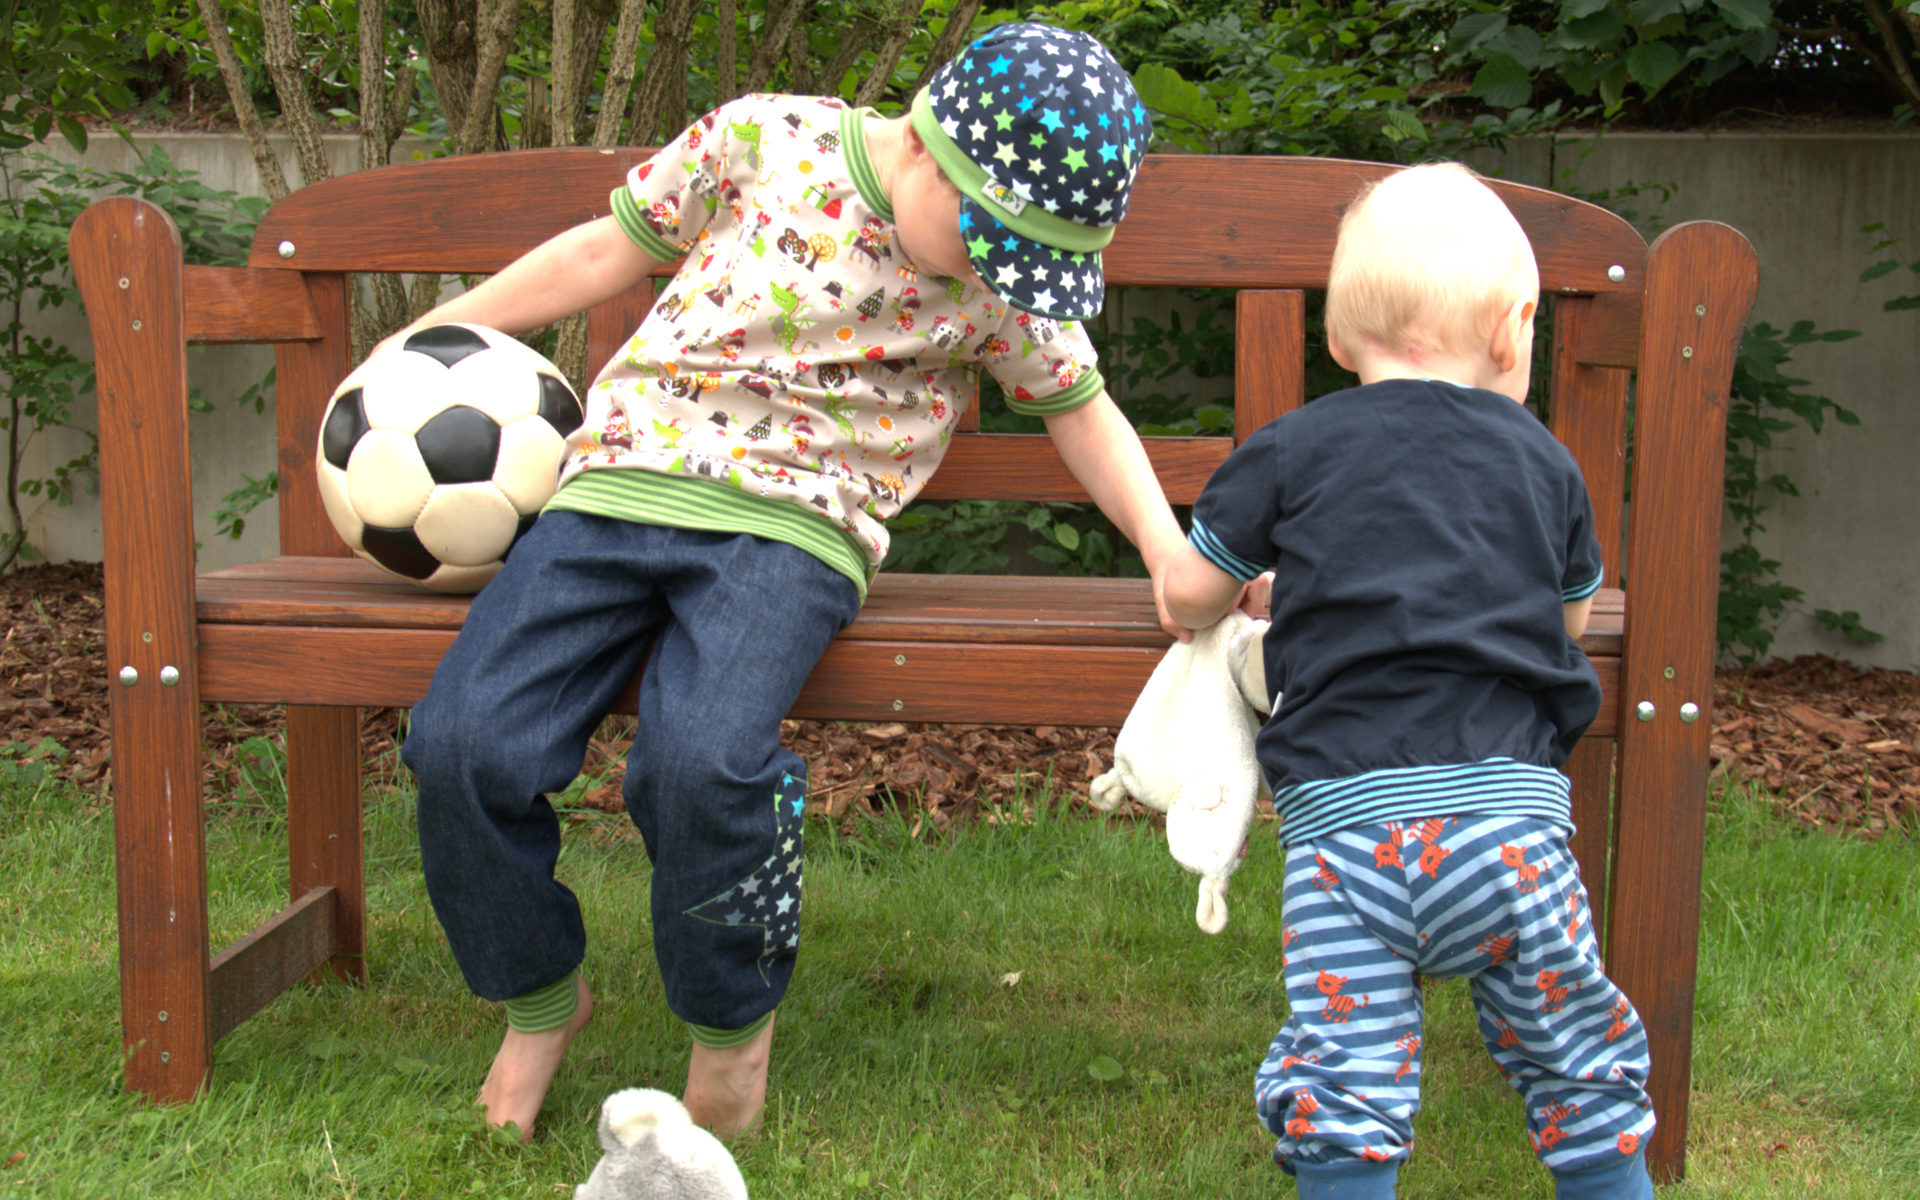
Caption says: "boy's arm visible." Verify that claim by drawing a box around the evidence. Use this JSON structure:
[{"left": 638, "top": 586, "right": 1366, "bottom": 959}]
[
  {"left": 1161, "top": 544, "right": 1246, "bottom": 632},
  {"left": 1041, "top": 390, "right": 1192, "bottom": 639},
  {"left": 379, "top": 215, "right": 661, "bottom": 348}
]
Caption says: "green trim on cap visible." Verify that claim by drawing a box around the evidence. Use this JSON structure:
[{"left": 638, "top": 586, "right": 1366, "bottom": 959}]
[{"left": 910, "top": 89, "right": 1116, "bottom": 255}]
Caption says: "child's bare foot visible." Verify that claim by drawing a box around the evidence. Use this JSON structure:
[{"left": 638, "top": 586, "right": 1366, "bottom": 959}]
[
  {"left": 683, "top": 1013, "right": 775, "bottom": 1138},
  {"left": 476, "top": 974, "right": 594, "bottom": 1142}
]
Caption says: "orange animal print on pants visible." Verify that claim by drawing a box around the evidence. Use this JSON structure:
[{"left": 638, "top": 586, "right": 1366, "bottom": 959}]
[
  {"left": 1536, "top": 969, "right": 1574, "bottom": 1013},
  {"left": 1312, "top": 852, "right": 1341, "bottom": 892},
  {"left": 1604, "top": 996, "right": 1633, "bottom": 1043},
  {"left": 1476, "top": 929, "right": 1517, "bottom": 967},
  {"left": 1286, "top": 1090, "right": 1321, "bottom": 1138},
  {"left": 1500, "top": 842, "right": 1542, "bottom": 892},
  {"left": 1317, "top": 969, "right": 1369, "bottom": 1022},
  {"left": 1566, "top": 890, "right": 1585, "bottom": 941},
  {"left": 1394, "top": 1033, "right": 1421, "bottom": 1082},
  {"left": 1373, "top": 822, "right": 1405, "bottom": 869}
]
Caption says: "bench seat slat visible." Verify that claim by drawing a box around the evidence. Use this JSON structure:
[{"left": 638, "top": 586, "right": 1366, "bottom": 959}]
[
  {"left": 195, "top": 620, "right": 1619, "bottom": 735},
  {"left": 195, "top": 555, "right": 1621, "bottom": 647},
  {"left": 195, "top": 557, "right": 1622, "bottom": 734}
]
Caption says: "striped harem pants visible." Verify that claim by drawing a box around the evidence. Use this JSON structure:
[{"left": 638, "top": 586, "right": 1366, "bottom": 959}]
[{"left": 1256, "top": 815, "right": 1655, "bottom": 1178}]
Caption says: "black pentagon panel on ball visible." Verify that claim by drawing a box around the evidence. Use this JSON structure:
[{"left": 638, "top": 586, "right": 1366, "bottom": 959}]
[
  {"left": 414, "top": 405, "right": 502, "bottom": 484},
  {"left": 359, "top": 525, "right": 441, "bottom": 580},
  {"left": 321, "top": 387, "right": 369, "bottom": 469},
  {"left": 537, "top": 373, "right": 585, "bottom": 437},
  {"left": 402, "top": 323, "right": 492, "bottom": 367}
]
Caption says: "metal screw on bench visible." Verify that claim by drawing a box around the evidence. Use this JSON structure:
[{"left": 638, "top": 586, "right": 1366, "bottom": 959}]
[
  {"left": 278, "top": 240, "right": 296, "bottom": 259},
  {"left": 892, "top": 700, "right": 904, "bottom": 711},
  {"left": 1682, "top": 346, "right": 1694, "bottom": 359},
  {"left": 119, "top": 666, "right": 139, "bottom": 687},
  {"left": 1607, "top": 265, "right": 1626, "bottom": 282},
  {"left": 1636, "top": 701, "right": 1655, "bottom": 721},
  {"left": 1680, "top": 703, "right": 1701, "bottom": 723},
  {"left": 160, "top": 666, "right": 181, "bottom": 687}
]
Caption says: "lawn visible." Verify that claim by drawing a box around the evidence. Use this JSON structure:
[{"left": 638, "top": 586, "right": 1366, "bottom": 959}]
[{"left": 1, "top": 739, "right": 1915, "bottom": 1198}]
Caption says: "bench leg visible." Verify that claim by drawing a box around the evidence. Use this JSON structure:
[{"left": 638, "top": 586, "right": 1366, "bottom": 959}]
[
  {"left": 1564, "top": 737, "right": 1615, "bottom": 948},
  {"left": 113, "top": 709, "right": 215, "bottom": 1102},
  {"left": 287, "top": 705, "right": 366, "bottom": 985}
]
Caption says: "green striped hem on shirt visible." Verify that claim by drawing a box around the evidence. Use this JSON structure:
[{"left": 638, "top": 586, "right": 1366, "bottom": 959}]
[
  {"left": 609, "top": 185, "right": 686, "bottom": 262},
  {"left": 503, "top": 971, "right": 579, "bottom": 1033},
  {"left": 544, "top": 469, "right": 871, "bottom": 602}
]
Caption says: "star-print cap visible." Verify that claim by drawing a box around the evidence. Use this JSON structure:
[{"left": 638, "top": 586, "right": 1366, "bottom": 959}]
[{"left": 910, "top": 22, "right": 1152, "bottom": 321}]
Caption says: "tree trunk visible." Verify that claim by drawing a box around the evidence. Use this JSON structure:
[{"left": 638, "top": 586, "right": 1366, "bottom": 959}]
[
  {"left": 592, "top": 0, "right": 651, "bottom": 146},
  {"left": 448, "top": 0, "right": 522, "bottom": 156},
  {"left": 417, "top": 0, "right": 483, "bottom": 143},
  {"left": 631, "top": 0, "right": 699, "bottom": 142},
  {"left": 258, "top": 0, "right": 332, "bottom": 187},
  {"left": 190, "top": 0, "right": 291, "bottom": 200},
  {"left": 908, "top": 0, "right": 984, "bottom": 97}
]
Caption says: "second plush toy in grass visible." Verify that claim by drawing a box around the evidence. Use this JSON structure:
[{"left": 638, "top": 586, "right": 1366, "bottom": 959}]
[
  {"left": 1090, "top": 609, "right": 1274, "bottom": 934},
  {"left": 574, "top": 1088, "right": 750, "bottom": 1200}
]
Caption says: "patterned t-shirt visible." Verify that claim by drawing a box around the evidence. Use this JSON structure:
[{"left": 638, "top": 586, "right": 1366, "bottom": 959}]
[{"left": 548, "top": 94, "right": 1107, "bottom": 591}]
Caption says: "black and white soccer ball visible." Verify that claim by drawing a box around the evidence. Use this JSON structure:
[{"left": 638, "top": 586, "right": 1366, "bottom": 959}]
[{"left": 315, "top": 323, "right": 585, "bottom": 593}]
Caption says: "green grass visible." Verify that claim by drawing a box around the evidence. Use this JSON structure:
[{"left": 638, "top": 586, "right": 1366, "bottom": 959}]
[{"left": 2, "top": 750, "right": 1915, "bottom": 1198}]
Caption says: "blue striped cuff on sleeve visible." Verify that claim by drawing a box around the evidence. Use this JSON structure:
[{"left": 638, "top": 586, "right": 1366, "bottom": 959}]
[
  {"left": 1188, "top": 518, "right": 1265, "bottom": 582},
  {"left": 1562, "top": 568, "right": 1603, "bottom": 602}
]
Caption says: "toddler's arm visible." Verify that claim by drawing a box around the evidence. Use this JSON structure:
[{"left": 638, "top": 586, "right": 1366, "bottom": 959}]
[
  {"left": 378, "top": 215, "right": 662, "bottom": 350},
  {"left": 1042, "top": 392, "right": 1191, "bottom": 638},
  {"left": 1564, "top": 595, "right": 1593, "bottom": 640}
]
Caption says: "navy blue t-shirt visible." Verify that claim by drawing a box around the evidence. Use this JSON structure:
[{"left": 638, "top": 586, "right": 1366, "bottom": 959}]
[{"left": 1190, "top": 378, "right": 1604, "bottom": 844}]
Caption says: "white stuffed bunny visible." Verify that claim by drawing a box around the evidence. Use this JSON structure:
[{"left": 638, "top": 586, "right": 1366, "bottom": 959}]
[
  {"left": 574, "top": 1088, "right": 750, "bottom": 1200},
  {"left": 1090, "top": 610, "right": 1273, "bottom": 934}
]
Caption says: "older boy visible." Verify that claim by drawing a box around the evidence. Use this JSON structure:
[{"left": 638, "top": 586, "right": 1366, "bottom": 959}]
[
  {"left": 389, "top": 22, "right": 1186, "bottom": 1142},
  {"left": 1161, "top": 164, "right": 1656, "bottom": 1200}
]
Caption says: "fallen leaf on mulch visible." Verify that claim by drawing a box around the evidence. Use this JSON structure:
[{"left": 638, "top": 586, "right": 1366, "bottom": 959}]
[{"left": 5, "top": 563, "right": 1916, "bottom": 837}]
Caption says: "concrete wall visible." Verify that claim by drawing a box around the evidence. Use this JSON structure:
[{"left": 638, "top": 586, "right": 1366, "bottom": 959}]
[
  {"left": 10, "top": 133, "right": 434, "bottom": 573},
  {"left": 1468, "top": 132, "right": 1920, "bottom": 670},
  {"left": 12, "top": 129, "right": 1920, "bottom": 668}
]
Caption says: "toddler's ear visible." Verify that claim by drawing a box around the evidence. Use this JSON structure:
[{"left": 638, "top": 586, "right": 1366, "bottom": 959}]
[{"left": 1488, "top": 296, "right": 1536, "bottom": 373}]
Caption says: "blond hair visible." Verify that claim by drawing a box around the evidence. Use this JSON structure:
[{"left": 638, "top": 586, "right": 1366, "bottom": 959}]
[{"left": 1325, "top": 163, "right": 1538, "bottom": 360}]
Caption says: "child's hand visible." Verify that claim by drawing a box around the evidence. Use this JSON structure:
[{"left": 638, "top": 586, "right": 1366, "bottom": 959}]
[{"left": 1235, "top": 572, "right": 1274, "bottom": 620}]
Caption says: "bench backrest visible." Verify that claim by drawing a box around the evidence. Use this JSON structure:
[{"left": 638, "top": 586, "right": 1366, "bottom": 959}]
[{"left": 180, "top": 150, "right": 1652, "bottom": 583}]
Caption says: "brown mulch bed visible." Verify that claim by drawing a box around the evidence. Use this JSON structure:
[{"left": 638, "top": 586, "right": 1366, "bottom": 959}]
[{"left": 5, "top": 562, "right": 1915, "bottom": 836}]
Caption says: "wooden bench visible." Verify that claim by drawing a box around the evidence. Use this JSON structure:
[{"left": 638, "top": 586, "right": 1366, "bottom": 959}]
[{"left": 69, "top": 150, "right": 1754, "bottom": 1180}]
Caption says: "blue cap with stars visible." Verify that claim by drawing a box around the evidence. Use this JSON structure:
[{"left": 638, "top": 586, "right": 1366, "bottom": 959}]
[{"left": 909, "top": 22, "right": 1152, "bottom": 321}]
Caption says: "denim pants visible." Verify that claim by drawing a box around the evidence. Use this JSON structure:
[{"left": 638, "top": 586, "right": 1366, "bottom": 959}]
[
  {"left": 401, "top": 510, "right": 861, "bottom": 1031},
  {"left": 1256, "top": 816, "right": 1655, "bottom": 1181}
]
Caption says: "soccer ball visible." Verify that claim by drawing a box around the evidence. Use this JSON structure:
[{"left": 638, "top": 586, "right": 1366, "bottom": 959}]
[{"left": 315, "top": 323, "right": 585, "bottom": 593}]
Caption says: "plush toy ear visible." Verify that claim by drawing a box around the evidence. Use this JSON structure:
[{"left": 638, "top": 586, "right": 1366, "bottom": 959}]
[
  {"left": 1196, "top": 876, "right": 1230, "bottom": 935},
  {"left": 601, "top": 1087, "right": 681, "bottom": 1149},
  {"left": 1227, "top": 615, "right": 1273, "bottom": 714}
]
